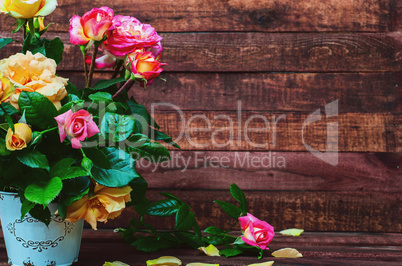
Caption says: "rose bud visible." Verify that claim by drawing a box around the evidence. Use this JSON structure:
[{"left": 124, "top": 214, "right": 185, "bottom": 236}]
[
  {"left": 5, "top": 123, "right": 32, "bottom": 151},
  {"left": 126, "top": 49, "right": 166, "bottom": 87}
]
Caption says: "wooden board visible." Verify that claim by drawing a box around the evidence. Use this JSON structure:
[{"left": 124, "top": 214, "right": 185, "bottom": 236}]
[
  {"left": 0, "top": 0, "right": 397, "bottom": 32},
  {"left": 136, "top": 152, "right": 401, "bottom": 193},
  {"left": 1, "top": 32, "right": 402, "bottom": 72},
  {"left": 150, "top": 112, "right": 400, "bottom": 152},
  {"left": 97, "top": 190, "right": 401, "bottom": 232},
  {"left": 1, "top": 231, "right": 401, "bottom": 265},
  {"left": 64, "top": 72, "right": 402, "bottom": 113}
]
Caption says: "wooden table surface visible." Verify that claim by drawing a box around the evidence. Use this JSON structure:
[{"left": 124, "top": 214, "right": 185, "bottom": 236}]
[{"left": 1, "top": 230, "right": 401, "bottom": 265}]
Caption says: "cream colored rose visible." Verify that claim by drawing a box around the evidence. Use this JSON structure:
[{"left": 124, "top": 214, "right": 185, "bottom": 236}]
[
  {"left": 0, "top": 73, "right": 14, "bottom": 102},
  {"left": 0, "top": 0, "right": 58, "bottom": 19},
  {"left": 0, "top": 51, "right": 68, "bottom": 110}
]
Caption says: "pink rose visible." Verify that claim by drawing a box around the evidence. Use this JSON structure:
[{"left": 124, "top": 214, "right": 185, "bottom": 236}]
[
  {"left": 126, "top": 49, "right": 166, "bottom": 87},
  {"left": 102, "top": 15, "right": 162, "bottom": 57},
  {"left": 55, "top": 109, "right": 100, "bottom": 149},
  {"left": 85, "top": 52, "right": 116, "bottom": 69},
  {"left": 239, "top": 213, "right": 275, "bottom": 250},
  {"left": 69, "top": 6, "right": 114, "bottom": 45}
]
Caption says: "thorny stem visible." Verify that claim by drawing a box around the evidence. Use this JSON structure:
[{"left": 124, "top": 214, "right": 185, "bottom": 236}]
[
  {"left": 87, "top": 43, "right": 99, "bottom": 88},
  {"left": 112, "top": 78, "right": 135, "bottom": 100}
]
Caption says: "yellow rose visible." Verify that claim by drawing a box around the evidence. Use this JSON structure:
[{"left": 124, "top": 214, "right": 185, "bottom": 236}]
[
  {"left": 0, "top": 51, "right": 68, "bottom": 110},
  {"left": 66, "top": 184, "right": 132, "bottom": 230},
  {"left": 5, "top": 123, "right": 32, "bottom": 151},
  {"left": 0, "top": 73, "right": 14, "bottom": 102},
  {"left": 0, "top": 0, "right": 58, "bottom": 19}
]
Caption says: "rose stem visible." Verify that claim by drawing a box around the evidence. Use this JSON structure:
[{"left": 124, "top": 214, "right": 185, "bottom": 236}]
[
  {"left": 87, "top": 43, "right": 99, "bottom": 88},
  {"left": 111, "top": 60, "right": 123, "bottom": 79},
  {"left": 83, "top": 53, "right": 89, "bottom": 87},
  {"left": 112, "top": 79, "right": 135, "bottom": 100}
]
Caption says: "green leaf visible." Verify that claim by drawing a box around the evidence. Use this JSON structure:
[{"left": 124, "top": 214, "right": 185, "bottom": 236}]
[
  {"left": 18, "top": 91, "right": 58, "bottom": 130},
  {"left": 0, "top": 102, "right": 19, "bottom": 116},
  {"left": 100, "top": 112, "right": 135, "bottom": 142},
  {"left": 149, "top": 128, "right": 180, "bottom": 149},
  {"left": 0, "top": 138, "right": 11, "bottom": 156},
  {"left": 44, "top": 37, "right": 63, "bottom": 65},
  {"left": 204, "top": 226, "right": 224, "bottom": 236},
  {"left": 24, "top": 177, "right": 63, "bottom": 206},
  {"left": 20, "top": 199, "right": 35, "bottom": 221},
  {"left": 214, "top": 200, "right": 241, "bottom": 220},
  {"left": 160, "top": 192, "right": 183, "bottom": 203},
  {"left": 65, "top": 81, "right": 80, "bottom": 96},
  {"left": 88, "top": 92, "right": 113, "bottom": 103},
  {"left": 92, "top": 77, "right": 126, "bottom": 91},
  {"left": 126, "top": 134, "right": 170, "bottom": 162},
  {"left": 50, "top": 158, "right": 88, "bottom": 180},
  {"left": 91, "top": 147, "right": 140, "bottom": 187},
  {"left": 175, "top": 204, "right": 195, "bottom": 231},
  {"left": 12, "top": 18, "right": 26, "bottom": 34},
  {"left": 60, "top": 176, "right": 91, "bottom": 206},
  {"left": 57, "top": 204, "right": 68, "bottom": 220},
  {"left": 0, "top": 38, "right": 14, "bottom": 50},
  {"left": 127, "top": 100, "right": 159, "bottom": 130},
  {"left": 128, "top": 176, "right": 147, "bottom": 205},
  {"left": 230, "top": 183, "right": 247, "bottom": 214},
  {"left": 134, "top": 236, "right": 160, "bottom": 252},
  {"left": 219, "top": 248, "right": 244, "bottom": 258},
  {"left": 145, "top": 199, "right": 181, "bottom": 217},
  {"left": 29, "top": 204, "right": 51, "bottom": 226},
  {"left": 83, "top": 147, "right": 111, "bottom": 168},
  {"left": 17, "top": 150, "right": 50, "bottom": 171}
]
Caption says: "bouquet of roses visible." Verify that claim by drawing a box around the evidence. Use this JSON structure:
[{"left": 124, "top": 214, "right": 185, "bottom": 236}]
[{"left": 0, "top": 1, "right": 174, "bottom": 230}]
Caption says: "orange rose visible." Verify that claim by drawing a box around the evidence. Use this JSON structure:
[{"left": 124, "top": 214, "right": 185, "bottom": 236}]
[
  {"left": 0, "top": 51, "right": 68, "bottom": 110},
  {"left": 5, "top": 123, "right": 32, "bottom": 151},
  {"left": 66, "top": 184, "right": 132, "bottom": 230}
]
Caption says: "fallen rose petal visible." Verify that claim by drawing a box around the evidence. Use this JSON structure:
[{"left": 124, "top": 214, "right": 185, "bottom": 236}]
[
  {"left": 198, "top": 244, "right": 220, "bottom": 256},
  {"left": 271, "top": 248, "right": 303, "bottom": 258},
  {"left": 248, "top": 261, "right": 274, "bottom": 266},
  {"left": 103, "top": 261, "right": 130, "bottom": 266},
  {"left": 146, "top": 256, "right": 182, "bottom": 266},
  {"left": 279, "top": 228, "right": 304, "bottom": 236}
]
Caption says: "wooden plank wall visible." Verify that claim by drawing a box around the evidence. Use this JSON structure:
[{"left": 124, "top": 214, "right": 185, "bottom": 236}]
[{"left": 1, "top": 0, "right": 401, "bottom": 232}]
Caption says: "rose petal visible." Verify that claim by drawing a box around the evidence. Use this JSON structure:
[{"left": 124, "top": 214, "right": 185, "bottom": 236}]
[
  {"left": 198, "top": 244, "right": 220, "bottom": 256},
  {"left": 271, "top": 248, "right": 303, "bottom": 258},
  {"left": 279, "top": 228, "right": 304, "bottom": 236},
  {"left": 146, "top": 256, "right": 182, "bottom": 266}
]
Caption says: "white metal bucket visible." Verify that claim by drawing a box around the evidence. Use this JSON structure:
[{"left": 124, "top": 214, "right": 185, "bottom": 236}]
[{"left": 0, "top": 191, "right": 84, "bottom": 266}]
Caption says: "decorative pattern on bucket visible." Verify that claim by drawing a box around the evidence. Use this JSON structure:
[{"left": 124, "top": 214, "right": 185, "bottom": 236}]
[
  {"left": 0, "top": 192, "right": 84, "bottom": 266},
  {"left": 6, "top": 216, "right": 76, "bottom": 252}
]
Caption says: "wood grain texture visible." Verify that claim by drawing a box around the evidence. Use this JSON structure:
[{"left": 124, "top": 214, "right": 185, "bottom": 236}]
[
  {"left": 1, "top": 231, "right": 401, "bottom": 265},
  {"left": 136, "top": 152, "right": 401, "bottom": 193},
  {"left": 1, "top": 32, "right": 402, "bottom": 72},
  {"left": 150, "top": 112, "right": 400, "bottom": 152},
  {"left": 0, "top": 0, "right": 397, "bottom": 32},
  {"left": 64, "top": 72, "right": 402, "bottom": 113},
  {"left": 98, "top": 190, "right": 401, "bottom": 232}
]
